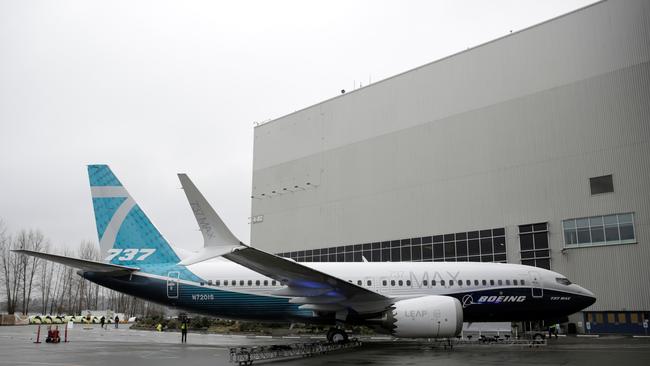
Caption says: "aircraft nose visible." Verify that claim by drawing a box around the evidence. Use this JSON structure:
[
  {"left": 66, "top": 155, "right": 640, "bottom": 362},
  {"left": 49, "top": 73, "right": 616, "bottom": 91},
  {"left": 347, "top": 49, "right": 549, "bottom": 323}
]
[
  {"left": 576, "top": 285, "right": 596, "bottom": 307},
  {"left": 580, "top": 285, "right": 595, "bottom": 299}
]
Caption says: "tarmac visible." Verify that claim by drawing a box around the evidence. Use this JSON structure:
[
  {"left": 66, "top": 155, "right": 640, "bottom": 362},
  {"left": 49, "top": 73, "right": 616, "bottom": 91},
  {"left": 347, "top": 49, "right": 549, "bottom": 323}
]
[{"left": 1, "top": 324, "right": 649, "bottom": 366}]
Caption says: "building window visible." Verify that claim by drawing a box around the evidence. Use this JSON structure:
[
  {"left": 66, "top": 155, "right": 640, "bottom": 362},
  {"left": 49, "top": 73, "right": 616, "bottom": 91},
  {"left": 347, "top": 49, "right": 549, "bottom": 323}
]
[
  {"left": 519, "top": 222, "right": 551, "bottom": 269},
  {"left": 590, "top": 174, "right": 613, "bottom": 195},
  {"left": 563, "top": 213, "right": 635, "bottom": 248},
  {"left": 279, "top": 227, "right": 506, "bottom": 264}
]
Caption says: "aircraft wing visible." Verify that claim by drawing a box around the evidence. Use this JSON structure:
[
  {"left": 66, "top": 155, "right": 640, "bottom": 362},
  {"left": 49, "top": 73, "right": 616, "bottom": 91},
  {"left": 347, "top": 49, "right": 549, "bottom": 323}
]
[
  {"left": 12, "top": 249, "right": 139, "bottom": 276},
  {"left": 178, "top": 174, "right": 394, "bottom": 316},
  {"left": 223, "top": 247, "right": 393, "bottom": 314}
]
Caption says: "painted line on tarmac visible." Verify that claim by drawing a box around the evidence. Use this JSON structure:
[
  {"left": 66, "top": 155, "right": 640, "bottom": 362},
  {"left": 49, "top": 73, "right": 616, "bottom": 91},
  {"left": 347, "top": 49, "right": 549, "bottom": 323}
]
[
  {"left": 4, "top": 362, "right": 85, "bottom": 366},
  {"left": 577, "top": 334, "right": 600, "bottom": 337},
  {"left": 633, "top": 335, "right": 650, "bottom": 338}
]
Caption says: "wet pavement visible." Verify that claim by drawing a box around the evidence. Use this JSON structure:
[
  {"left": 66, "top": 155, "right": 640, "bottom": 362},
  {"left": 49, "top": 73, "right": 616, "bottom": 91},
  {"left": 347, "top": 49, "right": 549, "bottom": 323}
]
[{"left": 1, "top": 325, "right": 649, "bottom": 366}]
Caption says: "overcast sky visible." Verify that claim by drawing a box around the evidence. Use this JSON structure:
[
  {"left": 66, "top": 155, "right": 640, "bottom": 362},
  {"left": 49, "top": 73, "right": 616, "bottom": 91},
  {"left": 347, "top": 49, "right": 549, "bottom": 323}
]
[{"left": 0, "top": 0, "right": 597, "bottom": 252}]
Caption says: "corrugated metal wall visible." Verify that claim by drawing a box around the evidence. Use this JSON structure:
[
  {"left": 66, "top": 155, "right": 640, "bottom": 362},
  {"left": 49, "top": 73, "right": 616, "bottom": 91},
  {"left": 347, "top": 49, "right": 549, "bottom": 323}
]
[{"left": 251, "top": 0, "right": 650, "bottom": 312}]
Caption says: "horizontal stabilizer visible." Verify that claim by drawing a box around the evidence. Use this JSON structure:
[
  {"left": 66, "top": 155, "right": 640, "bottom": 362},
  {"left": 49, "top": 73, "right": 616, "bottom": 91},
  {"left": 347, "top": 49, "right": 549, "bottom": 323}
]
[{"left": 12, "top": 250, "right": 139, "bottom": 276}]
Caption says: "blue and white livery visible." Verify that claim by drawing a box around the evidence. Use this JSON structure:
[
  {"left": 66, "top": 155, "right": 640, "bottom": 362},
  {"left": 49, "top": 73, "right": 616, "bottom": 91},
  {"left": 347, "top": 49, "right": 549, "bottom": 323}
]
[{"left": 15, "top": 165, "right": 596, "bottom": 341}]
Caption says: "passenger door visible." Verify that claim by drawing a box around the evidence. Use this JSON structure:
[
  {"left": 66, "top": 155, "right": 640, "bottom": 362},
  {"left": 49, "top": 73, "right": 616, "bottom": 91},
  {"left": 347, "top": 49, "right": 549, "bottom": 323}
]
[
  {"left": 528, "top": 270, "right": 543, "bottom": 298},
  {"left": 167, "top": 271, "right": 180, "bottom": 299}
]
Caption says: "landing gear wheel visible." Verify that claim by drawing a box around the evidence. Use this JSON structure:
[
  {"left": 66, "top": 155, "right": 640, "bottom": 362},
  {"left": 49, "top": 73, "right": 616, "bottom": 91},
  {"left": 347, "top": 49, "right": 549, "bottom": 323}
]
[{"left": 326, "top": 328, "right": 348, "bottom": 344}]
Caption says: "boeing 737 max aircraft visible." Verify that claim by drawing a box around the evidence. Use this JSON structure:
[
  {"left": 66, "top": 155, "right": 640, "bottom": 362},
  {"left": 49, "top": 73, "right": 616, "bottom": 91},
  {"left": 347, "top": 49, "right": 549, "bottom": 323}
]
[{"left": 15, "top": 165, "right": 596, "bottom": 342}]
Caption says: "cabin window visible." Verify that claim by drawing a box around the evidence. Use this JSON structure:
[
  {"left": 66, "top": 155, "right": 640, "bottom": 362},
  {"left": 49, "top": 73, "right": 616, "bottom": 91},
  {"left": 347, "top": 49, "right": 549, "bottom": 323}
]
[
  {"left": 505, "top": 280, "right": 511, "bottom": 285},
  {"left": 440, "top": 280, "right": 445, "bottom": 286},
  {"left": 382, "top": 280, "right": 387, "bottom": 286},
  {"left": 458, "top": 280, "right": 462, "bottom": 286},
  {"left": 240, "top": 280, "right": 244, "bottom": 286},
  {"left": 223, "top": 280, "right": 228, "bottom": 286},
  {"left": 263, "top": 280, "right": 268, "bottom": 286},
  {"left": 449, "top": 280, "right": 454, "bottom": 286},
  {"left": 406, "top": 280, "right": 411, "bottom": 286},
  {"left": 200, "top": 282, "right": 205, "bottom": 286},
  {"left": 271, "top": 280, "right": 276, "bottom": 286},
  {"left": 482, "top": 280, "right": 487, "bottom": 286},
  {"left": 521, "top": 280, "right": 525, "bottom": 285},
  {"left": 490, "top": 280, "right": 495, "bottom": 286},
  {"left": 255, "top": 280, "right": 260, "bottom": 286},
  {"left": 513, "top": 279, "right": 518, "bottom": 285},
  {"left": 423, "top": 280, "right": 428, "bottom": 286},
  {"left": 215, "top": 280, "right": 220, "bottom": 286},
  {"left": 432, "top": 280, "right": 437, "bottom": 286},
  {"left": 207, "top": 280, "right": 213, "bottom": 286},
  {"left": 247, "top": 280, "right": 252, "bottom": 286},
  {"left": 367, "top": 280, "right": 372, "bottom": 286},
  {"left": 391, "top": 280, "right": 396, "bottom": 286},
  {"left": 357, "top": 280, "right": 362, "bottom": 286},
  {"left": 498, "top": 280, "right": 503, "bottom": 286},
  {"left": 398, "top": 280, "right": 403, "bottom": 286},
  {"left": 466, "top": 280, "right": 471, "bottom": 286},
  {"left": 555, "top": 278, "right": 571, "bottom": 286}
]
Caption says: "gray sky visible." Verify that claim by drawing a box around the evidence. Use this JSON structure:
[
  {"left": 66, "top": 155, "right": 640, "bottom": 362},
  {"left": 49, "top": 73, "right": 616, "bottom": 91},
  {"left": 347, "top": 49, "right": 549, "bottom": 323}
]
[{"left": 0, "top": 0, "right": 597, "bottom": 252}]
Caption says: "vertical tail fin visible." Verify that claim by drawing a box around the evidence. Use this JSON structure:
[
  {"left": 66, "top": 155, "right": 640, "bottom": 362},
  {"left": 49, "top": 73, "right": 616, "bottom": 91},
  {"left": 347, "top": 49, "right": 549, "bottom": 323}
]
[{"left": 88, "top": 165, "right": 181, "bottom": 266}]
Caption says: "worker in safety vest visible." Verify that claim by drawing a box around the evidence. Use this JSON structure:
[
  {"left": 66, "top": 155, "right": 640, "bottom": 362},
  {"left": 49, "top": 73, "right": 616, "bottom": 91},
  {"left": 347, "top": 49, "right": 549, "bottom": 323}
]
[{"left": 180, "top": 320, "right": 188, "bottom": 343}]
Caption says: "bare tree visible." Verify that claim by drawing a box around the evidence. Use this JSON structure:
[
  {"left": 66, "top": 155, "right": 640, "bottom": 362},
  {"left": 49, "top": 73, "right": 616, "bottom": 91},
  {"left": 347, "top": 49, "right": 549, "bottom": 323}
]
[
  {"left": 0, "top": 221, "right": 21, "bottom": 314},
  {"left": 17, "top": 229, "right": 46, "bottom": 314},
  {"left": 77, "top": 241, "right": 99, "bottom": 312},
  {"left": 38, "top": 243, "right": 55, "bottom": 313}
]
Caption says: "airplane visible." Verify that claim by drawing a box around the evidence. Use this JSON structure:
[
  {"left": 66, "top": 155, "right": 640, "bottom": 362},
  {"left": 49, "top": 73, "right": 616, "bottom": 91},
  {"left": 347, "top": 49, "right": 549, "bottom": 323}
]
[{"left": 15, "top": 165, "right": 596, "bottom": 343}]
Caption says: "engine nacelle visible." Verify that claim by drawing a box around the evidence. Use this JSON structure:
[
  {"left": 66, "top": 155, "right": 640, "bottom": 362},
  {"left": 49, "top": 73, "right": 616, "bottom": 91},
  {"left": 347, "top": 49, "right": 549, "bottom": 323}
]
[{"left": 386, "top": 295, "right": 463, "bottom": 338}]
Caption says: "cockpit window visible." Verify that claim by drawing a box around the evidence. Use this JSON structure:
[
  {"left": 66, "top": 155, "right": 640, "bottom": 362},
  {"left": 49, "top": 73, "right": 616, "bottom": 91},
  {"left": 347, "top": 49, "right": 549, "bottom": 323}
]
[{"left": 556, "top": 277, "right": 572, "bottom": 286}]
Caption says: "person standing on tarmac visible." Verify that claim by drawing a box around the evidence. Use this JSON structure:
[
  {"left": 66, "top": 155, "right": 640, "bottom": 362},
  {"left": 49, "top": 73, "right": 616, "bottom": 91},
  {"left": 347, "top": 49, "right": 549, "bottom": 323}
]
[
  {"left": 100, "top": 316, "right": 105, "bottom": 329},
  {"left": 114, "top": 315, "right": 119, "bottom": 329},
  {"left": 181, "top": 320, "right": 188, "bottom": 343}
]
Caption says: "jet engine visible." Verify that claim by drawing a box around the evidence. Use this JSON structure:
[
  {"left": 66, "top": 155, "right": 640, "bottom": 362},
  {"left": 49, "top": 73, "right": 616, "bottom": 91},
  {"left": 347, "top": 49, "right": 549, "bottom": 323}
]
[{"left": 382, "top": 295, "right": 463, "bottom": 338}]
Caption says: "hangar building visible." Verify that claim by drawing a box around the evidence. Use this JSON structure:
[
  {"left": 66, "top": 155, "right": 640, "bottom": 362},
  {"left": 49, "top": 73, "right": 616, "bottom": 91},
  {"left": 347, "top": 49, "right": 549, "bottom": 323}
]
[{"left": 250, "top": 0, "right": 650, "bottom": 334}]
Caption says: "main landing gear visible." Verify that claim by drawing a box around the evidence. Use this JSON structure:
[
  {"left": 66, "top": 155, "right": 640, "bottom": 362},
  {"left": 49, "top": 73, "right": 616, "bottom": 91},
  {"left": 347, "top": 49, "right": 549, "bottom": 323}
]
[{"left": 326, "top": 328, "right": 349, "bottom": 344}]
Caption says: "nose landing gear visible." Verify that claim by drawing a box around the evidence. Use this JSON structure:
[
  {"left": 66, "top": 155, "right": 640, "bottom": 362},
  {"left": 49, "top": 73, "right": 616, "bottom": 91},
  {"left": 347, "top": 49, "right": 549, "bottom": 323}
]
[{"left": 326, "top": 328, "right": 349, "bottom": 343}]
